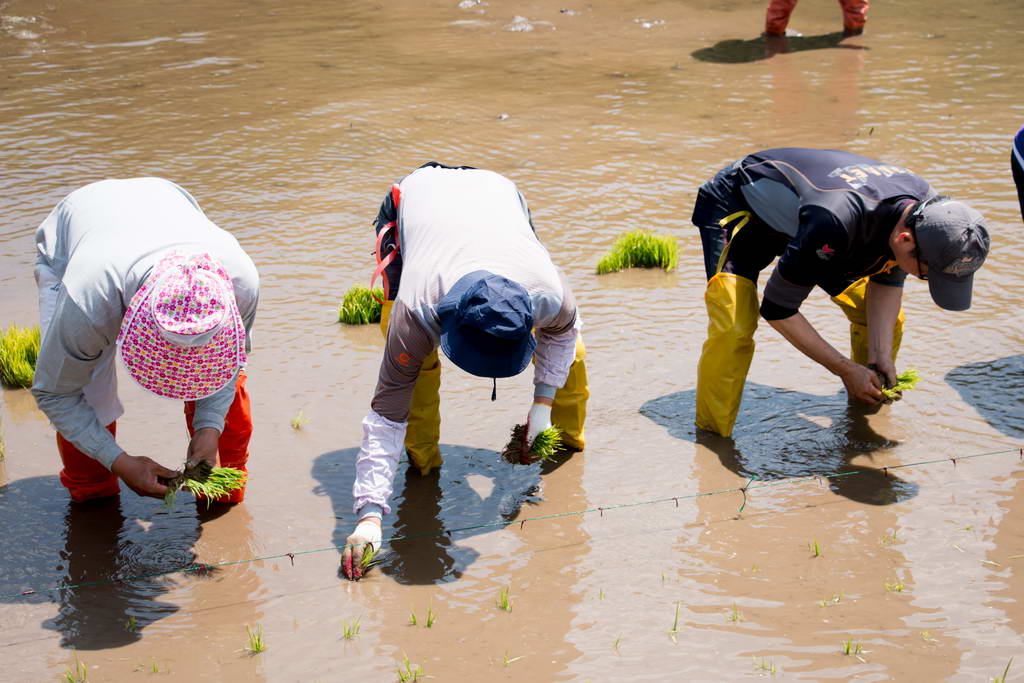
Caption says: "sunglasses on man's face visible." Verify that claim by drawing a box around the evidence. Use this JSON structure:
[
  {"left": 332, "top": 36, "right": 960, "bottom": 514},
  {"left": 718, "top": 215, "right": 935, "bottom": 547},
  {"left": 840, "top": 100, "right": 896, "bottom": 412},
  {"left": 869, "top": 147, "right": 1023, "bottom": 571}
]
[{"left": 905, "top": 195, "right": 949, "bottom": 280}]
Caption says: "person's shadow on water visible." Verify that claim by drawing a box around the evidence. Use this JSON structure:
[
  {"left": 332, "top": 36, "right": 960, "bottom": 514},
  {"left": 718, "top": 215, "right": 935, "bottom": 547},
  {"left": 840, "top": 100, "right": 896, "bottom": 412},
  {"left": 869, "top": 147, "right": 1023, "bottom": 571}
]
[
  {"left": 312, "top": 445, "right": 572, "bottom": 585},
  {"left": 0, "top": 475, "right": 225, "bottom": 651},
  {"left": 945, "top": 354, "right": 1024, "bottom": 441},
  {"left": 640, "top": 382, "right": 918, "bottom": 505},
  {"left": 690, "top": 32, "right": 868, "bottom": 64}
]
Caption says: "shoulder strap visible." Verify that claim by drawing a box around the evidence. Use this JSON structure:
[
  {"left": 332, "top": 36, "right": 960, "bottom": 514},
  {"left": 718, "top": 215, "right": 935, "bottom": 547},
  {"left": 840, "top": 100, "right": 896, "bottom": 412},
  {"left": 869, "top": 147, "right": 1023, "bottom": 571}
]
[{"left": 370, "top": 184, "right": 403, "bottom": 304}]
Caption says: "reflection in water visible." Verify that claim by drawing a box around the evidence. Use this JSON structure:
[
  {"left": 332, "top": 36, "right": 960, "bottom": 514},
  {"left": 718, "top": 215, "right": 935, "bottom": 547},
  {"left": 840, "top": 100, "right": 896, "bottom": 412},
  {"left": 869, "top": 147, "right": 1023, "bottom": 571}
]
[
  {"left": 43, "top": 496, "right": 181, "bottom": 650},
  {"left": 691, "top": 31, "right": 867, "bottom": 63},
  {"left": 311, "top": 445, "right": 548, "bottom": 585},
  {"left": 946, "top": 355, "right": 1024, "bottom": 440},
  {"left": 640, "top": 382, "right": 918, "bottom": 505},
  {"left": 0, "top": 474, "right": 259, "bottom": 652}
]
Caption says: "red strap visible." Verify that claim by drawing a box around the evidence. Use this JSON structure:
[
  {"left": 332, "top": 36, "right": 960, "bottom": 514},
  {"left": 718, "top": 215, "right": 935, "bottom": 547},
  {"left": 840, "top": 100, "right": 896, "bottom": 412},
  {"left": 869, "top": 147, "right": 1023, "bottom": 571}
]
[{"left": 370, "top": 185, "right": 403, "bottom": 305}]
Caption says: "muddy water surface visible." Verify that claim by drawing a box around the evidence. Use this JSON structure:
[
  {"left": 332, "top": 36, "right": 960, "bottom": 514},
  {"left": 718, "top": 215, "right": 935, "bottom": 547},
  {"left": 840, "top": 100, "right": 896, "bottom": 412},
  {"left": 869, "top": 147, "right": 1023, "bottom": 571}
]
[{"left": 1, "top": 0, "right": 1022, "bottom": 679}]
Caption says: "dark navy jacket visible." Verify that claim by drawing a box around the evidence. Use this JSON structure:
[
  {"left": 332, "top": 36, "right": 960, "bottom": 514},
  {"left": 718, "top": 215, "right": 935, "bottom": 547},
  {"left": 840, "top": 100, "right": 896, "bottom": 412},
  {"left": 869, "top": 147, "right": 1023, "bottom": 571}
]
[{"left": 695, "top": 148, "right": 934, "bottom": 318}]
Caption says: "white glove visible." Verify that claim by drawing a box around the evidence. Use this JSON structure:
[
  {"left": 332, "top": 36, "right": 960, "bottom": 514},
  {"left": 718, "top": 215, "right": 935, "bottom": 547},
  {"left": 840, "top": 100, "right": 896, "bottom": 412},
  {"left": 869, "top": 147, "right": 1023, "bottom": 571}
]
[
  {"left": 342, "top": 518, "right": 383, "bottom": 581},
  {"left": 526, "top": 401, "right": 553, "bottom": 446}
]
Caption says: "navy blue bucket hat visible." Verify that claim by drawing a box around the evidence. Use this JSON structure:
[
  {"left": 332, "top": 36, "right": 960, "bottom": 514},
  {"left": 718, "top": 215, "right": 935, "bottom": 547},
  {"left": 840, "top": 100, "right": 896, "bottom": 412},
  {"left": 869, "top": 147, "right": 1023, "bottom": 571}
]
[{"left": 437, "top": 270, "right": 536, "bottom": 378}]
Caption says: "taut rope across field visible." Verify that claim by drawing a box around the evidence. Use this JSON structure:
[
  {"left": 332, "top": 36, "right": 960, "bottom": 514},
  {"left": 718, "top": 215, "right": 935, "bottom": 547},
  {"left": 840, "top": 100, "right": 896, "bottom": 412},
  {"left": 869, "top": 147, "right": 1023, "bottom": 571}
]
[{"left": 1, "top": 445, "right": 1020, "bottom": 601}]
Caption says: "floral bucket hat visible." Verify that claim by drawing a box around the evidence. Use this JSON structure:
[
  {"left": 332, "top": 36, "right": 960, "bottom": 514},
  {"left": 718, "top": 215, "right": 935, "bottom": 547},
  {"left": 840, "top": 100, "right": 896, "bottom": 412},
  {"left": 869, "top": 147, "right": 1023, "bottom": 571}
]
[{"left": 117, "top": 251, "right": 246, "bottom": 400}]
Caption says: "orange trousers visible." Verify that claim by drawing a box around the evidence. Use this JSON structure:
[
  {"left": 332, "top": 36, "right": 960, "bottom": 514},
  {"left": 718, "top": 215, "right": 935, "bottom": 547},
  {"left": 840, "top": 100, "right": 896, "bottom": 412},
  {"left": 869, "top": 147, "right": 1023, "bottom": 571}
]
[
  {"left": 57, "top": 374, "right": 253, "bottom": 503},
  {"left": 765, "top": 0, "right": 868, "bottom": 34}
]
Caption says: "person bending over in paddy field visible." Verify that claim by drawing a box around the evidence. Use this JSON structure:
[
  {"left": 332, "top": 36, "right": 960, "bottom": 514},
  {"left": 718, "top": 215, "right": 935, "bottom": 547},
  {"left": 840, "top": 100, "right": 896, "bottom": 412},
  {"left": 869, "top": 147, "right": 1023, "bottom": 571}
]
[
  {"left": 32, "top": 178, "right": 259, "bottom": 503},
  {"left": 341, "top": 162, "right": 589, "bottom": 580},
  {"left": 692, "top": 148, "right": 990, "bottom": 438}
]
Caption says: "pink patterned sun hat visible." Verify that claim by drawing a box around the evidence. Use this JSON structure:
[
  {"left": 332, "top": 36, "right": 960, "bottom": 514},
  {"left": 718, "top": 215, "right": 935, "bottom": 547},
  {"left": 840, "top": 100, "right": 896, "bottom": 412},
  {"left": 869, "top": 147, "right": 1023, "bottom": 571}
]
[{"left": 117, "top": 251, "right": 246, "bottom": 401}]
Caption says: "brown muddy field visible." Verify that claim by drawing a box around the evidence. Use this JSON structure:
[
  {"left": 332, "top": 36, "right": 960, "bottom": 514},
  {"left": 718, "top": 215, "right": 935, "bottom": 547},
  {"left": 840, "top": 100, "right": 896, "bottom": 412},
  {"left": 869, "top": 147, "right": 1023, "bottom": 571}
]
[{"left": 1, "top": 0, "right": 1022, "bottom": 680}]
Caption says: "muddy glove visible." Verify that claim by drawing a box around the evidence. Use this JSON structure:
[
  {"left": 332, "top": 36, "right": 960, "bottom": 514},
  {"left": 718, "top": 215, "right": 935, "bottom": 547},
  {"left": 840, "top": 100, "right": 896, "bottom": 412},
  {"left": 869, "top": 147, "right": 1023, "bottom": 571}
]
[
  {"left": 522, "top": 400, "right": 553, "bottom": 462},
  {"left": 342, "top": 517, "right": 382, "bottom": 581}
]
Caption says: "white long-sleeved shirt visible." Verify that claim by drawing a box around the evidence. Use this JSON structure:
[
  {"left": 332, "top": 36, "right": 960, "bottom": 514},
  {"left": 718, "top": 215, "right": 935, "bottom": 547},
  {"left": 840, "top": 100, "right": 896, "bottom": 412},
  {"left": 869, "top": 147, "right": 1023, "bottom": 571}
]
[
  {"left": 353, "top": 165, "right": 580, "bottom": 516},
  {"left": 31, "top": 178, "right": 259, "bottom": 469}
]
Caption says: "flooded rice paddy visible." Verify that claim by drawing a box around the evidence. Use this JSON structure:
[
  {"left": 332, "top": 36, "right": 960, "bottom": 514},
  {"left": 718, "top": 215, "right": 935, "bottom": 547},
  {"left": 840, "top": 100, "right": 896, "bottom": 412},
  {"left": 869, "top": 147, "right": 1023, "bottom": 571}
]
[{"left": 0, "top": 0, "right": 1022, "bottom": 679}]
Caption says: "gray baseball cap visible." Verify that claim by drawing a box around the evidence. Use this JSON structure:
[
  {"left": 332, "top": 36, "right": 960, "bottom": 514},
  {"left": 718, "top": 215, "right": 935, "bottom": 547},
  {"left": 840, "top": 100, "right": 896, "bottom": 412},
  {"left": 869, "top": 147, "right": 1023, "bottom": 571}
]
[{"left": 909, "top": 197, "right": 990, "bottom": 311}]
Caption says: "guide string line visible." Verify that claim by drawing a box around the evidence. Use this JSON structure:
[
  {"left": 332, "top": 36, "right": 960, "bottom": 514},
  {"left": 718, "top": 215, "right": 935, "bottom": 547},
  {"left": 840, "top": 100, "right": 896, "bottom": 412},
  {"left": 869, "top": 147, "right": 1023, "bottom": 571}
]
[{"left": 1, "top": 445, "right": 1019, "bottom": 600}]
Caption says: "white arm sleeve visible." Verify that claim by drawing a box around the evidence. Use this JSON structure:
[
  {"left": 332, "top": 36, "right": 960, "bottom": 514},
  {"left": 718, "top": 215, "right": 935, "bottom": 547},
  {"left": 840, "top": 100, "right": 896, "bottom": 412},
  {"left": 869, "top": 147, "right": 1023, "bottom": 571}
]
[{"left": 352, "top": 409, "right": 408, "bottom": 515}]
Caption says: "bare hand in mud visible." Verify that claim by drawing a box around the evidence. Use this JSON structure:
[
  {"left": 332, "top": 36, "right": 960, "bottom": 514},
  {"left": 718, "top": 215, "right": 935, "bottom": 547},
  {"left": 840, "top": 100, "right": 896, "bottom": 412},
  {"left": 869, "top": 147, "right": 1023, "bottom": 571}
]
[
  {"left": 111, "top": 453, "right": 179, "bottom": 498},
  {"left": 341, "top": 517, "right": 382, "bottom": 581},
  {"left": 186, "top": 427, "right": 221, "bottom": 471},
  {"left": 868, "top": 361, "right": 900, "bottom": 403},
  {"left": 841, "top": 363, "right": 884, "bottom": 404}
]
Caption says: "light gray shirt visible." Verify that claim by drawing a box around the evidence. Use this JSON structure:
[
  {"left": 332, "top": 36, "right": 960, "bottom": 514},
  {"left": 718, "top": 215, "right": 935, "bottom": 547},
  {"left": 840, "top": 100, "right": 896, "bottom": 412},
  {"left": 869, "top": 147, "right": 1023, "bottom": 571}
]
[{"left": 31, "top": 178, "right": 259, "bottom": 468}]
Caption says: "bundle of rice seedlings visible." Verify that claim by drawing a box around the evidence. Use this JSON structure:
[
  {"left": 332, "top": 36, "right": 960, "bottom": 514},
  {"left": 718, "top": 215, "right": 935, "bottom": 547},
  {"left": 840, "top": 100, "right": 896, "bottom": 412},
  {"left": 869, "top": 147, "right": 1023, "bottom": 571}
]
[
  {"left": 595, "top": 230, "right": 678, "bottom": 274},
  {"left": 501, "top": 424, "right": 563, "bottom": 464},
  {"left": 338, "top": 285, "right": 384, "bottom": 325},
  {"left": 163, "top": 461, "right": 247, "bottom": 507},
  {"left": 881, "top": 367, "right": 920, "bottom": 400},
  {"left": 360, "top": 543, "right": 382, "bottom": 571},
  {"left": 0, "top": 325, "right": 40, "bottom": 389}
]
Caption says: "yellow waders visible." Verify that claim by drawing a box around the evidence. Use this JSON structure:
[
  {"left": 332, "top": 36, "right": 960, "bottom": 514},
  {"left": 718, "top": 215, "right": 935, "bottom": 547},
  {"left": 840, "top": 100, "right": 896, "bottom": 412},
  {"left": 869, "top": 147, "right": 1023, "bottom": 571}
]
[
  {"left": 830, "top": 277, "right": 904, "bottom": 365},
  {"left": 550, "top": 335, "right": 589, "bottom": 451},
  {"left": 380, "top": 300, "right": 442, "bottom": 475},
  {"left": 695, "top": 211, "right": 759, "bottom": 438}
]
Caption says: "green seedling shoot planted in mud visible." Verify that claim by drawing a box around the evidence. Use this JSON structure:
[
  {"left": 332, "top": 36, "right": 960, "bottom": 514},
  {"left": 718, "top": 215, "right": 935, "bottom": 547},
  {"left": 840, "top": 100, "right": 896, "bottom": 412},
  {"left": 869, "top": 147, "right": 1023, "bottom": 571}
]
[
  {"left": 342, "top": 616, "right": 361, "bottom": 640},
  {"left": 753, "top": 657, "right": 778, "bottom": 676},
  {"left": 149, "top": 658, "right": 161, "bottom": 674},
  {"left": 668, "top": 602, "right": 682, "bottom": 643},
  {"left": 501, "top": 424, "right": 563, "bottom": 464},
  {"left": 613, "top": 635, "right": 622, "bottom": 654},
  {"left": 993, "top": 657, "right": 1014, "bottom": 683},
  {"left": 818, "top": 592, "right": 844, "bottom": 607},
  {"left": 291, "top": 409, "right": 311, "bottom": 430},
  {"left": 63, "top": 652, "right": 88, "bottom": 683},
  {"left": 338, "top": 285, "right": 384, "bottom": 325},
  {"left": 502, "top": 651, "right": 523, "bottom": 667},
  {"left": 244, "top": 624, "right": 267, "bottom": 654},
  {"left": 728, "top": 603, "right": 744, "bottom": 623},
  {"left": 408, "top": 610, "right": 418, "bottom": 626},
  {"left": 808, "top": 539, "right": 823, "bottom": 558},
  {"left": 920, "top": 631, "right": 938, "bottom": 643},
  {"left": 163, "top": 462, "right": 246, "bottom": 508},
  {"left": 842, "top": 639, "right": 863, "bottom": 656},
  {"left": 598, "top": 588, "right": 605, "bottom": 600},
  {"left": 425, "top": 600, "right": 437, "bottom": 628},
  {"left": 881, "top": 530, "right": 898, "bottom": 545},
  {"left": 397, "top": 653, "right": 425, "bottom": 682},
  {"left": 125, "top": 615, "right": 138, "bottom": 633},
  {"left": 881, "top": 367, "right": 920, "bottom": 400},
  {"left": 884, "top": 578, "right": 906, "bottom": 593},
  {"left": 496, "top": 585, "right": 513, "bottom": 612},
  {"left": 595, "top": 230, "right": 678, "bottom": 274},
  {"left": 0, "top": 324, "right": 40, "bottom": 389}
]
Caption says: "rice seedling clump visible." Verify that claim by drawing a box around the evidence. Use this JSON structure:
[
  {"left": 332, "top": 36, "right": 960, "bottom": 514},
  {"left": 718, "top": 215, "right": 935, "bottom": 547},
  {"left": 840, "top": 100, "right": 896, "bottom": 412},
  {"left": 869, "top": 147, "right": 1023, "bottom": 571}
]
[
  {"left": 501, "top": 424, "right": 563, "bottom": 464},
  {"left": 595, "top": 230, "right": 678, "bottom": 274},
  {"left": 338, "top": 285, "right": 384, "bottom": 324},
  {"left": 0, "top": 324, "right": 40, "bottom": 389},
  {"left": 163, "top": 461, "right": 247, "bottom": 507},
  {"left": 881, "top": 367, "right": 920, "bottom": 400}
]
